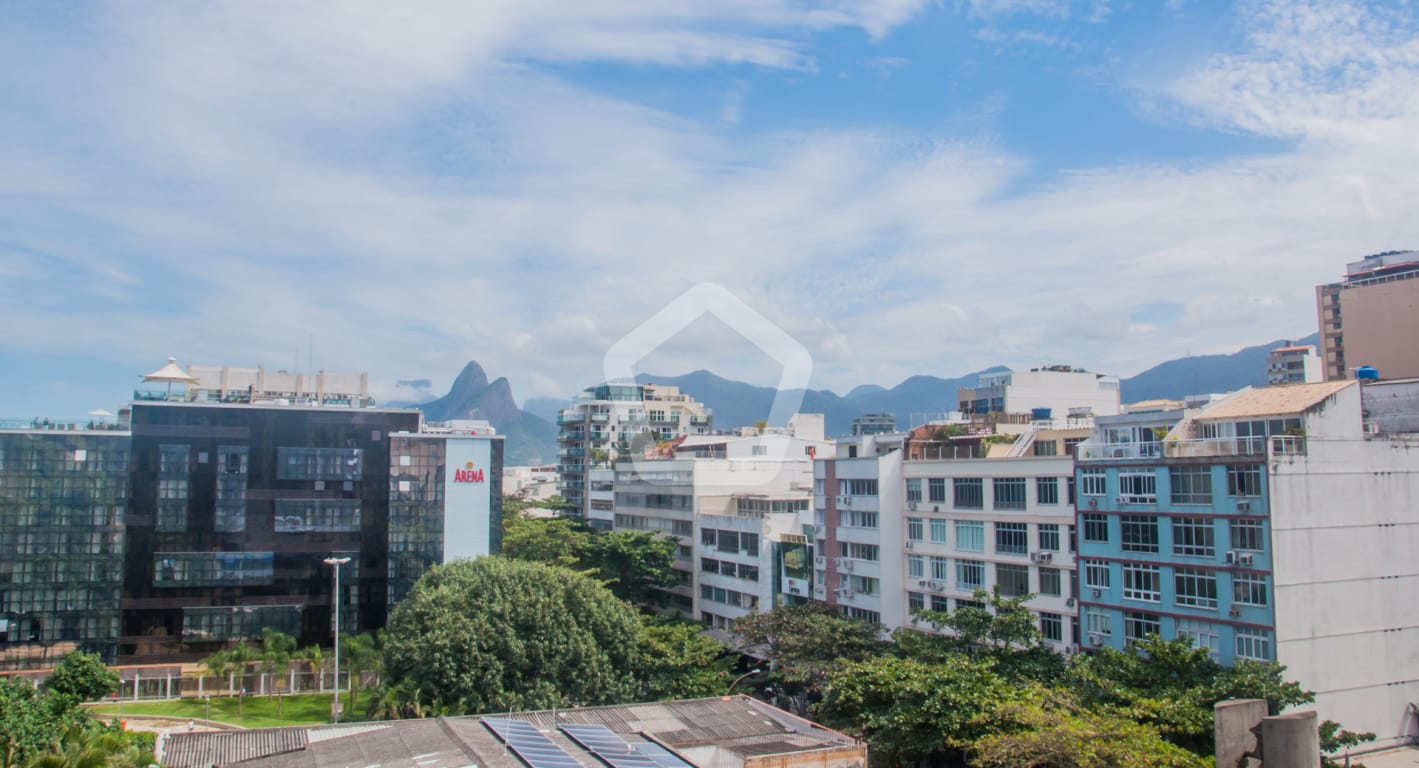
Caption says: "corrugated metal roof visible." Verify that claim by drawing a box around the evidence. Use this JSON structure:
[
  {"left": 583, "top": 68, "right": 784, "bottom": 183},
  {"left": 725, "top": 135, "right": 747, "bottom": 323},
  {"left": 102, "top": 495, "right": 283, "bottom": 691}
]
[
  {"left": 163, "top": 726, "right": 307, "bottom": 767},
  {"left": 1195, "top": 381, "right": 1355, "bottom": 420}
]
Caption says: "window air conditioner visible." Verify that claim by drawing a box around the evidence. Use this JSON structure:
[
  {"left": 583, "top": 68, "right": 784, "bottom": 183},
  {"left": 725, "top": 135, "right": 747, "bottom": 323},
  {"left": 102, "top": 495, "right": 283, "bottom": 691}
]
[
  {"left": 904, "top": 541, "right": 914, "bottom": 550},
  {"left": 1087, "top": 498, "right": 1098, "bottom": 510},
  {"left": 909, "top": 502, "right": 918, "bottom": 511},
  {"left": 841, "top": 559, "right": 855, "bottom": 572},
  {"left": 1237, "top": 553, "right": 1254, "bottom": 566},
  {"left": 1065, "top": 597, "right": 1076, "bottom": 607},
  {"left": 1229, "top": 606, "right": 1242, "bottom": 618},
  {"left": 918, "top": 580, "right": 929, "bottom": 588},
  {"left": 1225, "top": 551, "right": 1238, "bottom": 564},
  {"left": 928, "top": 581, "right": 943, "bottom": 591},
  {"left": 1091, "top": 588, "right": 1102, "bottom": 598},
  {"left": 1089, "top": 634, "right": 1103, "bottom": 646},
  {"left": 1236, "top": 501, "right": 1252, "bottom": 513}
]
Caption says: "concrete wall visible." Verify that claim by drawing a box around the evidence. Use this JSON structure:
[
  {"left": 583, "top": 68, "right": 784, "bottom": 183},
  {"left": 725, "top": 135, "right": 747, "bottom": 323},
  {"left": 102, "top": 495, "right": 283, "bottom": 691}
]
[
  {"left": 745, "top": 745, "right": 867, "bottom": 768},
  {"left": 1271, "top": 437, "right": 1419, "bottom": 746}
]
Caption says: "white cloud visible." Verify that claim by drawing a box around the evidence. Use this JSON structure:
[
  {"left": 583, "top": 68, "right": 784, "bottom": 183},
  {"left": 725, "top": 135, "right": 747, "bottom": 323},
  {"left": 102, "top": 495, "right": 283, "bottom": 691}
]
[{"left": 3, "top": 0, "right": 1419, "bottom": 412}]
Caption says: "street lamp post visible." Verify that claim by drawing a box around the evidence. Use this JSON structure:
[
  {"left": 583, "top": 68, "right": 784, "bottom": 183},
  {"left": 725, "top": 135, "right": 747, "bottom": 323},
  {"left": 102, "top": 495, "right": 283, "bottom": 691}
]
[
  {"left": 726, "top": 668, "right": 762, "bottom": 695},
  {"left": 323, "top": 556, "right": 351, "bottom": 724}
]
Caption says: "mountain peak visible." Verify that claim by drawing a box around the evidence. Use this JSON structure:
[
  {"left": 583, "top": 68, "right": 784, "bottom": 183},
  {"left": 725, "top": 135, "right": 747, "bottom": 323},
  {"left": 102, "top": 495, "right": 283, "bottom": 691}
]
[{"left": 448, "top": 361, "right": 489, "bottom": 397}]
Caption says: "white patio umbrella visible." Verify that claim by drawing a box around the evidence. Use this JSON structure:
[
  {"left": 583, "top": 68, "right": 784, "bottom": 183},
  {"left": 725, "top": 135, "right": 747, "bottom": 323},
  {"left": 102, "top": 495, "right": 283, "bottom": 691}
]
[
  {"left": 88, "top": 409, "right": 114, "bottom": 419},
  {"left": 142, "top": 357, "right": 200, "bottom": 396}
]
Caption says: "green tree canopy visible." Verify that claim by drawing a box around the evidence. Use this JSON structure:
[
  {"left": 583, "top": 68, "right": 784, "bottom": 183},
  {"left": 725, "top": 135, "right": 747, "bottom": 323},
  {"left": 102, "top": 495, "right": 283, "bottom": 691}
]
[
  {"left": 383, "top": 557, "right": 643, "bottom": 713},
  {"left": 635, "top": 617, "right": 736, "bottom": 701},
  {"left": 582, "top": 531, "right": 678, "bottom": 607},
  {"left": 43, "top": 651, "right": 118, "bottom": 704},
  {"left": 816, "top": 654, "right": 1016, "bottom": 766}
]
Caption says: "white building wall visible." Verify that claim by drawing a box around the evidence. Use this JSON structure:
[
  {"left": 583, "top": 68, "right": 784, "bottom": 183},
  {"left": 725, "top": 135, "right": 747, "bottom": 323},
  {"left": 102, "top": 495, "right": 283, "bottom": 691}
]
[
  {"left": 1006, "top": 370, "right": 1122, "bottom": 417},
  {"left": 1270, "top": 435, "right": 1419, "bottom": 747}
]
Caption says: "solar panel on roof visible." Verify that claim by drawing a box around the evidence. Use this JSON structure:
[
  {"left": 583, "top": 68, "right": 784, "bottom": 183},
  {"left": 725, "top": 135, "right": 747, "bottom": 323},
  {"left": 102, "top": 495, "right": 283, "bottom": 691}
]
[
  {"left": 482, "top": 718, "right": 584, "bottom": 768},
  {"left": 559, "top": 725, "right": 693, "bottom": 768},
  {"left": 630, "top": 741, "right": 695, "bottom": 768}
]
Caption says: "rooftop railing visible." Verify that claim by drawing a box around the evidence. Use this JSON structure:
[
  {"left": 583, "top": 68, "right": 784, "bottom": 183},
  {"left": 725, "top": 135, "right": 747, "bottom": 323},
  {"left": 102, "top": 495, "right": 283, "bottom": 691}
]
[{"left": 1077, "top": 435, "right": 1306, "bottom": 461}]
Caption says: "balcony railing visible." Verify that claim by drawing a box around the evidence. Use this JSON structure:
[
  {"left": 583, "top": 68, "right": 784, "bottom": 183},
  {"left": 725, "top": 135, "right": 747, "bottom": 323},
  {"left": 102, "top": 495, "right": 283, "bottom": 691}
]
[
  {"left": 557, "top": 413, "right": 585, "bottom": 425},
  {"left": 1077, "top": 436, "right": 1306, "bottom": 461},
  {"left": 558, "top": 447, "right": 586, "bottom": 458}
]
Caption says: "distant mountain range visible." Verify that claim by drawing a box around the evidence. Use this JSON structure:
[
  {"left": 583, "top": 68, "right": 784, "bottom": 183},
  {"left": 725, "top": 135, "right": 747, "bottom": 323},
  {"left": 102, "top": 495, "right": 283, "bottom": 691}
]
[{"left": 415, "top": 334, "right": 1320, "bottom": 464}]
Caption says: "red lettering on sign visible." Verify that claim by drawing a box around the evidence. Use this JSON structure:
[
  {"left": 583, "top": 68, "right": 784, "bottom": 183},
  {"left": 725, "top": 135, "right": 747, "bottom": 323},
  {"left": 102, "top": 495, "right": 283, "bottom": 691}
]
[{"left": 453, "top": 468, "right": 485, "bottom": 483}]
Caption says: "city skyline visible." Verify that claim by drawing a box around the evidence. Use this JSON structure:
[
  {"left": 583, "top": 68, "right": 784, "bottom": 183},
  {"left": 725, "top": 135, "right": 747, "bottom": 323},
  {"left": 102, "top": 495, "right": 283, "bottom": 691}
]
[{"left": 2, "top": 1, "right": 1416, "bottom": 415}]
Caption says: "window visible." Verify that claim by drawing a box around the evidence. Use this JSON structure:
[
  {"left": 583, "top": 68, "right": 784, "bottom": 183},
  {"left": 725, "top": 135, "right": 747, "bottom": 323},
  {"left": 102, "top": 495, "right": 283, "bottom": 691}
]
[
  {"left": 839, "top": 479, "right": 879, "bottom": 496},
  {"left": 954, "top": 520, "right": 984, "bottom": 552},
  {"left": 956, "top": 559, "right": 985, "bottom": 590},
  {"left": 931, "top": 556, "right": 950, "bottom": 581},
  {"left": 1067, "top": 477, "right": 1076, "bottom": 505},
  {"left": 841, "top": 509, "right": 879, "bottom": 528},
  {"left": 993, "top": 477, "right": 1027, "bottom": 510},
  {"left": 906, "top": 478, "right": 923, "bottom": 503},
  {"left": 1086, "top": 607, "right": 1111, "bottom": 637},
  {"left": 908, "top": 592, "right": 925, "bottom": 612},
  {"left": 840, "top": 542, "right": 879, "bottom": 561},
  {"left": 953, "top": 478, "right": 983, "bottom": 509},
  {"left": 1083, "top": 560, "right": 1110, "bottom": 590},
  {"left": 1174, "top": 568, "right": 1218, "bottom": 609},
  {"left": 907, "top": 517, "right": 924, "bottom": 542},
  {"left": 997, "top": 563, "right": 1030, "bottom": 597},
  {"left": 1038, "top": 567, "right": 1062, "bottom": 596},
  {"left": 930, "top": 594, "right": 950, "bottom": 612},
  {"left": 995, "top": 522, "right": 1028, "bottom": 555},
  {"left": 1034, "top": 440, "right": 1059, "bottom": 457},
  {"left": 1036, "top": 477, "right": 1059, "bottom": 505},
  {"left": 1176, "top": 618, "right": 1220, "bottom": 657},
  {"left": 1064, "top": 437, "right": 1086, "bottom": 457},
  {"left": 930, "top": 518, "right": 948, "bottom": 544},
  {"left": 1172, "top": 517, "right": 1216, "bottom": 557},
  {"left": 1120, "top": 516, "right": 1159, "bottom": 553},
  {"left": 1121, "top": 563, "right": 1161, "bottom": 602},
  {"left": 928, "top": 478, "right": 947, "bottom": 503},
  {"left": 274, "top": 500, "right": 361, "bottom": 533},
  {"left": 1235, "top": 630, "right": 1272, "bottom": 661},
  {"left": 1231, "top": 519, "right": 1264, "bottom": 551},
  {"left": 1038, "top": 524, "right": 1060, "bottom": 551},
  {"left": 276, "top": 447, "right": 363, "bottom": 481},
  {"left": 1123, "top": 612, "right": 1162, "bottom": 644},
  {"left": 1170, "top": 466, "right": 1213, "bottom": 504},
  {"left": 908, "top": 555, "right": 925, "bottom": 578},
  {"left": 1227, "top": 465, "right": 1263, "bottom": 497},
  {"left": 1082, "top": 514, "right": 1108, "bottom": 543},
  {"left": 1233, "top": 573, "right": 1268, "bottom": 606},
  {"left": 1080, "top": 468, "right": 1106, "bottom": 496},
  {"left": 1119, "top": 471, "right": 1157, "bottom": 503},
  {"left": 1068, "top": 525, "right": 1076, "bottom": 552},
  {"left": 1040, "top": 612, "right": 1063, "bottom": 641}
]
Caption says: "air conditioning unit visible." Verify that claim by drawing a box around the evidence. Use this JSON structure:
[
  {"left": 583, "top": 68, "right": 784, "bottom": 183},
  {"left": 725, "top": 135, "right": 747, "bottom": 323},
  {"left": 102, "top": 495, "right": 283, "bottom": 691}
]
[
  {"left": 1225, "top": 551, "right": 1238, "bottom": 564},
  {"left": 1091, "top": 588, "right": 1103, "bottom": 598},
  {"left": 788, "top": 584, "right": 801, "bottom": 594},
  {"left": 834, "top": 557, "right": 846, "bottom": 569},
  {"left": 1065, "top": 597, "right": 1076, "bottom": 607},
  {"left": 905, "top": 541, "right": 914, "bottom": 550},
  {"left": 1229, "top": 606, "right": 1242, "bottom": 618},
  {"left": 1089, "top": 634, "right": 1103, "bottom": 646},
  {"left": 839, "top": 496, "right": 852, "bottom": 506},
  {"left": 1236, "top": 500, "right": 1252, "bottom": 513},
  {"left": 841, "top": 559, "right": 855, "bottom": 572},
  {"left": 932, "top": 505, "right": 941, "bottom": 513},
  {"left": 909, "top": 502, "right": 918, "bottom": 511},
  {"left": 1030, "top": 552, "right": 1053, "bottom": 563},
  {"left": 836, "top": 587, "right": 854, "bottom": 598},
  {"left": 1087, "top": 497, "right": 1098, "bottom": 510},
  {"left": 1114, "top": 497, "right": 1126, "bottom": 506},
  {"left": 928, "top": 581, "right": 943, "bottom": 591},
  {"left": 918, "top": 580, "right": 930, "bottom": 588},
  {"left": 1237, "top": 553, "right": 1255, "bottom": 566}
]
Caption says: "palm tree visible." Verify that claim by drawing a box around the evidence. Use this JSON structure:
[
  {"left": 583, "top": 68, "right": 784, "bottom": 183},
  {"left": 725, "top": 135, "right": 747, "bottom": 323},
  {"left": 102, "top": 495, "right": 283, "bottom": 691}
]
[
  {"left": 342, "top": 631, "right": 384, "bottom": 713},
  {"left": 200, "top": 650, "right": 234, "bottom": 697},
  {"left": 259, "top": 629, "right": 297, "bottom": 715},
  {"left": 301, "top": 645, "right": 328, "bottom": 693},
  {"left": 23, "top": 728, "right": 155, "bottom": 768}
]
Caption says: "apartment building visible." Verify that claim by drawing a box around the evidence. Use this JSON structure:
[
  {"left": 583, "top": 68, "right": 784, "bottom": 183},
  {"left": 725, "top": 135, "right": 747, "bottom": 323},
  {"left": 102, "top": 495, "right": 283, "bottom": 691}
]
[
  {"left": 1316, "top": 250, "right": 1419, "bottom": 381},
  {"left": 1075, "top": 379, "right": 1419, "bottom": 746},
  {"left": 611, "top": 423, "right": 829, "bottom": 621},
  {"left": 556, "top": 384, "right": 712, "bottom": 520},
  {"left": 851, "top": 413, "right": 898, "bottom": 436},
  {"left": 1267, "top": 344, "right": 1322, "bottom": 385}
]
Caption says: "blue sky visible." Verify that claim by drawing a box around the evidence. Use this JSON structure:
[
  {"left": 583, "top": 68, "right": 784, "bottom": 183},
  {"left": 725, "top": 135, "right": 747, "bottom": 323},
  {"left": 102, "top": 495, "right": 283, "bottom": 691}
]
[{"left": 2, "top": 0, "right": 1418, "bottom": 415}]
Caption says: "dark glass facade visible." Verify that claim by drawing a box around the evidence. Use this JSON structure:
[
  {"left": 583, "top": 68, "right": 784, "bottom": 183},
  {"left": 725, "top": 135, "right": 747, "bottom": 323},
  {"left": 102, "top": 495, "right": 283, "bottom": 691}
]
[
  {"left": 0, "top": 431, "right": 128, "bottom": 669},
  {"left": 122, "top": 403, "right": 421, "bottom": 661}
]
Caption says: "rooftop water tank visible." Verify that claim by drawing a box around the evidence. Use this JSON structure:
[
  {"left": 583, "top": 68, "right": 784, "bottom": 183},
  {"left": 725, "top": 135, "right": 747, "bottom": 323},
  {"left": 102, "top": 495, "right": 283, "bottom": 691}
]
[
  {"left": 1031, "top": 407, "right": 1053, "bottom": 420},
  {"left": 1356, "top": 365, "right": 1379, "bottom": 381}
]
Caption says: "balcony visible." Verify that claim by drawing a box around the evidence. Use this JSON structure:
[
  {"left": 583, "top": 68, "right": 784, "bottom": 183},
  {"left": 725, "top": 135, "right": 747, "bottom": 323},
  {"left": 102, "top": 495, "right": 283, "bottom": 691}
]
[
  {"left": 559, "top": 430, "right": 586, "bottom": 442},
  {"left": 1079, "top": 436, "right": 1307, "bottom": 461},
  {"left": 689, "top": 416, "right": 711, "bottom": 426},
  {"left": 558, "top": 447, "right": 586, "bottom": 458},
  {"left": 589, "top": 413, "right": 611, "bottom": 423},
  {"left": 557, "top": 412, "right": 586, "bottom": 425},
  {"left": 559, "top": 479, "right": 585, "bottom": 491}
]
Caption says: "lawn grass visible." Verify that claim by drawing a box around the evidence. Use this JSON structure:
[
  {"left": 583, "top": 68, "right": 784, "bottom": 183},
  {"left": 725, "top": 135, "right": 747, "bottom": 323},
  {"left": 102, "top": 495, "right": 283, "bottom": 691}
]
[{"left": 89, "top": 692, "right": 368, "bottom": 729}]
